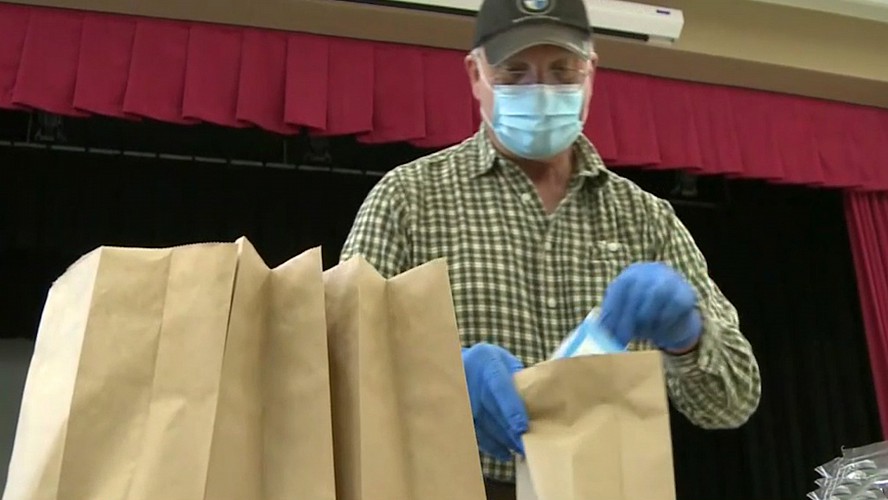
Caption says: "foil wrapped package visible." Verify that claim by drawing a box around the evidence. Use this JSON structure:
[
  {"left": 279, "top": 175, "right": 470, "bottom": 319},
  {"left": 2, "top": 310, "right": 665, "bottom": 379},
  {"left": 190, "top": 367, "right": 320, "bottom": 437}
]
[{"left": 809, "top": 441, "right": 888, "bottom": 500}]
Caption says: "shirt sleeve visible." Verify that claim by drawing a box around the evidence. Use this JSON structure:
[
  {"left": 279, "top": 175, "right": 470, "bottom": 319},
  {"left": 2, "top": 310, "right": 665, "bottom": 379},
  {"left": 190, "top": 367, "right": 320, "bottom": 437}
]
[
  {"left": 652, "top": 200, "right": 762, "bottom": 429},
  {"left": 339, "top": 172, "right": 413, "bottom": 279}
]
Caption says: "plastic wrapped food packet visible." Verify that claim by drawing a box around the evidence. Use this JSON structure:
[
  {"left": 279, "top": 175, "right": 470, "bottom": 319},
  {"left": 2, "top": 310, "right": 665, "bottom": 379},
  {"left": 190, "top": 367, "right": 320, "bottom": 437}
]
[
  {"left": 837, "top": 456, "right": 888, "bottom": 482},
  {"left": 549, "top": 308, "right": 626, "bottom": 360},
  {"left": 844, "top": 442, "right": 888, "bottom": 461},
  {"left": 818, "top": 442, "right": 888, "bottom": 500},
  {"left": 819, "top": 457, "right": 846, "bottom": 478},
  {"left": 808, "top": 484, "right": 852, "bottom": 499},
  {"left": 817, "top": 474, "right": 864, "bottom": 498},
  {"left": 840, "top": 474, "right": 888, "bottom": 500}
]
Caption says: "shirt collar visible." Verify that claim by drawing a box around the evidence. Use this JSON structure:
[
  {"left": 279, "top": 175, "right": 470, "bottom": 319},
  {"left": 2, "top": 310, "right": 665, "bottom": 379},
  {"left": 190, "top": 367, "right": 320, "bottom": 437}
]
[{"left": 467, "top": 125, "right": 608, "bottom": 182}]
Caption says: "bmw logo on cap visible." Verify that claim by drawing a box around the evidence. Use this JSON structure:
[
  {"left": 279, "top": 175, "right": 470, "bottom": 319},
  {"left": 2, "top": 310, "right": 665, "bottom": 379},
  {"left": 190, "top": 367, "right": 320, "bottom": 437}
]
[{"left": 519, "top": 0, "right": 552, "bottom": 14}]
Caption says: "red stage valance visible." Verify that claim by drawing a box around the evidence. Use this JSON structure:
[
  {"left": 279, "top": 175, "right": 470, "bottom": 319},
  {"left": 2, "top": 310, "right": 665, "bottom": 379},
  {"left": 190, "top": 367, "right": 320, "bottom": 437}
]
[{"left": 2, "top": 2, "right": 888, "bottom": 191}]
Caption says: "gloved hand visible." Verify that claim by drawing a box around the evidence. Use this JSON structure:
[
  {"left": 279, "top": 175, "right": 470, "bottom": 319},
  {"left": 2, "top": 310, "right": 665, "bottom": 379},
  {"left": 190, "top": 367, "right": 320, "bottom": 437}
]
[
  {"left": 461, "top": 342, "right": 529, "bottom": 460},
  {"left": 598, "top": 262, "right": 702, "bottom": 353}
]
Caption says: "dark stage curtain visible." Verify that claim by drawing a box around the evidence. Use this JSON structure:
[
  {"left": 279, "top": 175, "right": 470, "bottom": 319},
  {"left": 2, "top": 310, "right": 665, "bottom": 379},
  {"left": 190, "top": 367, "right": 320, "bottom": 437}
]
[
  {"left": 662, "top": 183, "right": 883, "bottom": 499},
  {"left": 0, "top": 144, "right": 379, "bottom": 341},
  {"left": 0, "top": 123, "right": 882, "bottom": 500}
]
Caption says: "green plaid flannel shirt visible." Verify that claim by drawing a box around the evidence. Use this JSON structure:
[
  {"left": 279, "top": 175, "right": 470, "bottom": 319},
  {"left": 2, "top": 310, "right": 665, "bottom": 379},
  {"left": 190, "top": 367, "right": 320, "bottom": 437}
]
[{"left": 340, "top": 128, "right": 762, "bottom": 483}]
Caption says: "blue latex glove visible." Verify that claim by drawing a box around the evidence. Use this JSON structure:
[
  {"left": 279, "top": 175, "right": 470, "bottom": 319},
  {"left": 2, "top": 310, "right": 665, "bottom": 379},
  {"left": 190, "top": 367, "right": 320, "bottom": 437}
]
[
  {"left": 461, "top": 343, "right": 529, "bottom": 460},
  {"left": 598, "top": 262, "right": 702, "bottom": 352}
]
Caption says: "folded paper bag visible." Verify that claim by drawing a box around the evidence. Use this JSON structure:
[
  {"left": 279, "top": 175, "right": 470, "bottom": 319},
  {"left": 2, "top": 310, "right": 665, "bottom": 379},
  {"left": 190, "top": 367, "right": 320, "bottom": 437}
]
[
  {"left": 323, "top": 256, "right": 486, "bottom": 500},
  {"left": 4, "top": 242, "right": 237, "bottom": 500},
  {"left": 3, "top": 238, "right": 336, "bottom": 500},
  {"left": 514, "top": 351, "right": 676, "bottom": 500}
]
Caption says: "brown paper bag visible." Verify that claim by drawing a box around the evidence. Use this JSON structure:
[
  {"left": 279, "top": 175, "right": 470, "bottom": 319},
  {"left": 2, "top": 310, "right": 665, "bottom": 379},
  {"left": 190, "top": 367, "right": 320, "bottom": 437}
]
[
  {"left": 3, "top": 242, "right": 238, "bottom": 500},
  {"left": 199, "top": 241, "right": 336, "bottom": 500},
  {"left": 323, "top": 256, "right": 486, "bottom": 500},
  {"left": 3, "top": 238, "right": 335, "bottom": 500},
  {"left": 513, "top": 351, "right": 676, "bottom": 500},
  {"left": 261, "top": 246, "right": 336, "bottom": 500}
]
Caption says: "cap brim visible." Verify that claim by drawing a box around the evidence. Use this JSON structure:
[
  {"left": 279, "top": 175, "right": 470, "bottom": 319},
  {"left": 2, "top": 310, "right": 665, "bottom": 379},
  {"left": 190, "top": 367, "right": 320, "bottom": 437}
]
[{"left": 483, "top": 22, "right": 590, "bottom": 66}]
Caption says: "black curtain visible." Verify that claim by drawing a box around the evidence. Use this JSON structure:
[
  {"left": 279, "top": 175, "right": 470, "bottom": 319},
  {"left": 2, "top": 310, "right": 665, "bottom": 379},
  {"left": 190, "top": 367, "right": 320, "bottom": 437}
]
[
  {"left": 0, "top": 110, "right": 882, "bottom": 500},
  {"left": 661, "top": 181, "right": 882, "bottom": 499},
  {"left": 0, "top": 147, "right": 378, "bottom": 338}
]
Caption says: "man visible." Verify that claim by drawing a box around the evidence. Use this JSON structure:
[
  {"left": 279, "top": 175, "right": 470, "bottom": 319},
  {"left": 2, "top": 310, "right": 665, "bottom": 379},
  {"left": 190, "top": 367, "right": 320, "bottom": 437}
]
[{"left": 340, "top": 0, "right": 762, "bottom": 496}]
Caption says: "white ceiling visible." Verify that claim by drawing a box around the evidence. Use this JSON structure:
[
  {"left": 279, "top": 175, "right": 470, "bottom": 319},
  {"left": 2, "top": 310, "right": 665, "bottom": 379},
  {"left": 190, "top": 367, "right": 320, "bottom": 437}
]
[{"left": 749, "top": 0, "right": 888, "bottom": 22}]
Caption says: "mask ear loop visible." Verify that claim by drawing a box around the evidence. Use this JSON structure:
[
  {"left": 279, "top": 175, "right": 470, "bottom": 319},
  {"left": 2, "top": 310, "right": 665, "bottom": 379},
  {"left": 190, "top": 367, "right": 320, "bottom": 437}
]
[
  {"left": 473, "top": 50, "right": 497, "bottom": 92},
  {"left": 472, "top": 50, "right": 498, "bottom": 130},
  {"left": 578, "top": 58, "right": 595, "bottom": 124}
]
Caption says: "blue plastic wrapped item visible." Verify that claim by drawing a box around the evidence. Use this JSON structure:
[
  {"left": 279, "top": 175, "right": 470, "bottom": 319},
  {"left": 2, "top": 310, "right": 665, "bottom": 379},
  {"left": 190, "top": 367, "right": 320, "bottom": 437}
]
[{"left": 550, "top": 309, "right": 627, "bottom": 360}]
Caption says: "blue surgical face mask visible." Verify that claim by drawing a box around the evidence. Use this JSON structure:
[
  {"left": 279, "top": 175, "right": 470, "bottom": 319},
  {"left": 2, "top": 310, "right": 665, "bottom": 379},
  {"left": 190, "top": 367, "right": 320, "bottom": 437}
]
[{"left": 482, "top": 78, "right": 587, "bottom": 160}]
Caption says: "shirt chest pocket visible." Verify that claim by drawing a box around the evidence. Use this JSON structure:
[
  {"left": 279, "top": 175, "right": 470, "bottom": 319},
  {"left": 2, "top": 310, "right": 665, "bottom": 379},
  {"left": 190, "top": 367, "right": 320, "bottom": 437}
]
[{"left": 565, "top": 240, "right": 638, "bottom": 316}]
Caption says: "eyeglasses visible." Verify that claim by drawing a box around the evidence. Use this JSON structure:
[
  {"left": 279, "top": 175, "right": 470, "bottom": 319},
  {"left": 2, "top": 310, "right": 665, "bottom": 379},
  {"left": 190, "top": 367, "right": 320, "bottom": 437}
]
[
  {"left": 473, "top": 48, "right": 595, "bottom": 86},
  {"left": 489, "top": 64, "right": 591, "bottom": 86}
]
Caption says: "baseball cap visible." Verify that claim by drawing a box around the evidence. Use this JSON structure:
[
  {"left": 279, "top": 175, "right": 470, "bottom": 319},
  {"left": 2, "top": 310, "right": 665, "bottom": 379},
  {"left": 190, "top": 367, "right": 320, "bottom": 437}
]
[{"left": 473, "top": 0, "right": 593, "bottom": 66}]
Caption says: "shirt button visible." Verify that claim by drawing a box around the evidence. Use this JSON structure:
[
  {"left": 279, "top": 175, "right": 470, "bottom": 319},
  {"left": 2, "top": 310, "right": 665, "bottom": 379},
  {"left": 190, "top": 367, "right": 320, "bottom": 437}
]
[
  {"left": 521, "top": 193, "right": 534, "bottom": 204},
  {"left": 606, "top": 242, "right": 621, "bottom": 252},
  {"left": 546, "top": 297, "right": 557, "bottom": 308}
]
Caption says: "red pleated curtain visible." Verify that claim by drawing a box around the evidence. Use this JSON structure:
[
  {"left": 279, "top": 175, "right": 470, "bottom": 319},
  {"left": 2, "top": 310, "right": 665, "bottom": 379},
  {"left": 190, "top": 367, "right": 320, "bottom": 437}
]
[
  {"left": 847, "top": 192, "right": 888, "bottom": 437},
  {"left": 1, "top": 1, "right": 888, "bottom": 431}
]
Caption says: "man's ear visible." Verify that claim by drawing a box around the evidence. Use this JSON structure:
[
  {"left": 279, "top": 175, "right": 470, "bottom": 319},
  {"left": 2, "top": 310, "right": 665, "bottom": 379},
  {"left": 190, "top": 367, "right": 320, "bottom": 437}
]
[
  {"left": 465, "top": 54, "right": 480, "bottom": 81},
  {"left": 586, "top": 52, "right": 599, "bottom": 94},
  {"left": 465, "top": 53, "right": 483, "bottom": 100}
]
